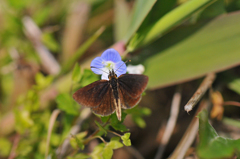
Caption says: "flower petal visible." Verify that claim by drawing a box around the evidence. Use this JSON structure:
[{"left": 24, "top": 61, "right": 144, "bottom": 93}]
[
  {"left": 114, "top": 61, "right": 127, "bottom": 77},
  {"left": 90, "top": 57, "right": 104, "bottom": 74},
  {"left": 101, "top": 49, "right": 121, "bottom": 63},
  {"left": 101, "top": 72, "right": 109, "bottom": 80}
]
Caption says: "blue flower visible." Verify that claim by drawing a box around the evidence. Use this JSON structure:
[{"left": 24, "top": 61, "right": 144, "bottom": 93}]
[{"left": 91, "top": 49, "right": 127, "bottom": 80}]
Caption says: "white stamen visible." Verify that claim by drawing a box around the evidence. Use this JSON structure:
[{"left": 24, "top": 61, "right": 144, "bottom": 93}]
[{"left": 104, "top": 61, "right": 115, "bottom": 70}]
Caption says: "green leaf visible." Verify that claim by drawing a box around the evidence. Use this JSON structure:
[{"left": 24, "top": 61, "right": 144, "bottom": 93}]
[
  {"left": 108, "top": 140, "right": 123, "bottom": 149},
  {"left": 121, "top": 132, "right": 130, "bottom": 139},
  {"left": 76, "top": 131, "right": 88, "bottom": 139},
  {"left": 101, "top": 116, "right": 110, "bottom": 123},
  {"left": 121, "top": 133, "right": 131, "bottom": 146},
  {"left": 197, "top": 110, "right": 218, "bottom": 146},
  {"left": 95, "top": 121, "right": 107, "bottom": 136},
  {"left": 213, "top": 71, "right": 240, "bottom": 95},
  {"left": 67, "top": 153, "right": 90, "bottom": 159},
  {"left": 142, "top": 11, "right": 240, "bottom": 89},
  {"left": 127, "top": 0, "right": 214, "bottom": 50},
  {"left": 79, "top": 69, "right": 99, "bottom": 87},
  {"left": 72, "top": 63, "right": 81, "bottom": 83},
  {"left": 24, "top": 89, "right": 40, "bottom": 111},
  {"left": 14, "top": 110, "right": 34, "bottom": 133},
  {"left": 70, "top": 132, "right": 87, "bottom": 150},
  {"left": 197, "top": 109, "right": 240, "bottom": 158},
  {"left": 123, "top": 0, "right": 157, "bottom": 42},
  {"left": 50, "top": 133, "right": 61, "bottom": 147},
  {"left": 126, "top": 107, "right": 151, "bottom": 116},
  {"left": 141, "top": 107, "right": 151, "bottom": 116},
  {"left": 16, "top": 139, "right": 33, "bottom": 156},
  {"left": 132, "top": 116, "right": 146, "bottom": 128},
  {"left": 102, "top": 139, "right": 123, "bottom": 159},
  {"left": 91, "top": 143, "right": 105, "bottom": 158},
  {"left": 56, "top": 93, "right": 79, "bottom": 115},
  {"left": 111, "top": 124, "right": 128, "bottom": 132},
  {"left": 110, "top": 113, "right": 129, "bottom": 132},
  {"left": 34, "top": 73, "right": 53, "bottom": 90},
  {"left": 110, "top": 136, "right": 121, "bottom": 141},
  {"left": 102, "top": 146, "right": 113, "bottom": 159},
  {"left": 125, "top": 107, "right": 150, "bottom": 128},
  {"left": 138, "top": 0, "right": 177, "bottom": 32},
  {"left": 227, "top": 77, "right": 240, "bottom": 95},
  {"left": 110, "top": 112, "right": 127, "bottom": 124},
  {"left": 0, "top": 138, "right": 11, "bottom": 157},
  {"left": 199, "top": 0, "right": 226, "bottom": 19},
  {"left": 114, "top": 0, "right": 132, "bottom": 41}
]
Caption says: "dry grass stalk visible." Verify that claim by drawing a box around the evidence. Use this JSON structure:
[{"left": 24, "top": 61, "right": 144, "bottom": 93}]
[{"left": 184, "top": 73, "right": 215, "bottom": 113}]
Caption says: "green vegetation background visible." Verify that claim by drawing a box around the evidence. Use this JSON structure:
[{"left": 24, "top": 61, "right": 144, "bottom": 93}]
[{"left": 1, "top": 0, "right": 240, "bottom": 158}]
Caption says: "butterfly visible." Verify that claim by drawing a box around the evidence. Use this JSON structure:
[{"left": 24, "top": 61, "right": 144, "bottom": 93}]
[{"left": 73, "top": 69, "right": 148, "bottom": 121}]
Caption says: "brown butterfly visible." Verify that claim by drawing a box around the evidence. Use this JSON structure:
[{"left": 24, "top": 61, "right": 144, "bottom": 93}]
[{"left": 73, "top": 69, "right": 148, "bottom": 121}]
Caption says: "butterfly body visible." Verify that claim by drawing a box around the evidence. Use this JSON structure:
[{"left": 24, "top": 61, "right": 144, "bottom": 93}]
[
  {"left": 73, "top": 70, "right": 148, "bottom": 121},
  {"left": 108, "top": 71, "right": 122, "bottom": 120}
]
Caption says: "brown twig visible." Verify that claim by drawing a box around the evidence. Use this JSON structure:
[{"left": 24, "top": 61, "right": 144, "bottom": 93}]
[
  {"left": 155, "top": 86, "right": 182, "bottom": 159},
  {"left": 87, "top": 136, "right": 107, "bottom": 145},
  {"left": 22, "top": 16, "right": 60, "bottom": 75},
  {"left": 107, "top": 130, "right": 122, "bottom": 137},
  {"left": 56, "top": 108, "right": 91, "bottom": 159},
  {"left": 83, "top": 117, "right": 111, "bottom": 145},
  {"left": 184, "top": 73, "right": 215, "bottom": 113},
  {"left": 8, "top": 134, "right": 21, "bottom": 159},
  {"left": 223, "top": 101, "right": 240, "bottom": 107},
  {"left": 170, "top": 100, "right": 210, "bottom": 159},
  {"left": 45, "top": 109, "right": 61, "bottom": 159},
  {"left": 63, "top": 117, "right": 110, "bottom": 157}
]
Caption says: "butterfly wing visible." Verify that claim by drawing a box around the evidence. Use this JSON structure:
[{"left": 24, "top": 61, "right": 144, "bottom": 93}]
[
  {"left": 118, "top": 74, "right": 148, "bottom": 109},
  {"left": 119, "top": 88, "right": 142, "bottom": 109},
  {"left": 73, "top": 80, "right": 109, "bottom": 107},
  {"left": 118, "top": 74, "right": 148, "bottom": 98},
  {"left": 91, "top": 86, "right": 116, "bottom": 116}
]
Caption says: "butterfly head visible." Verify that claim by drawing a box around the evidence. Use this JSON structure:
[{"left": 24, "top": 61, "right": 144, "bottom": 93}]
[
  {"left": 107, "top": 60, "right": 130, "bottom": 80},
  {"left": 108, "top": 69, "right": 117, "bottom": 80}
]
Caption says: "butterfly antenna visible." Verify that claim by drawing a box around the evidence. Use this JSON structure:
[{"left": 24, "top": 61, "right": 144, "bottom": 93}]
[
  {"left": 114, "top": 60, "right": 131, "bottom": 73},
  {"left": 91, "top": 66, "right": 108, "bottom": 74}
]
